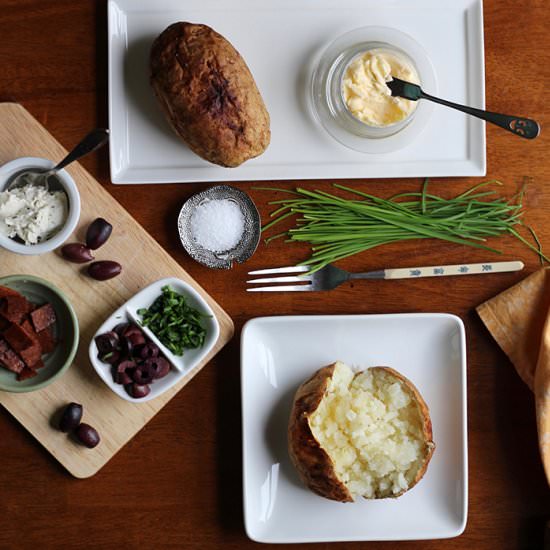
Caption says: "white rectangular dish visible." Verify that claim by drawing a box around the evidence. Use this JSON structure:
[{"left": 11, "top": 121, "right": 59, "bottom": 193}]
[
  {"left": 108, "top": 0, "right": 485, "bottom": 183},
  {"left": 241, "top": 314, "right": 468, "bottom": 543}
]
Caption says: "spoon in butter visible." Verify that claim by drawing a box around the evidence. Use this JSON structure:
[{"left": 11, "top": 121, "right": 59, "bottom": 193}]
[
  {"left": 387, "top": 78, "right": 540, "bottom": 139},
  {"left": 7, "top": 128, "right": 110, "bottom": 192}
]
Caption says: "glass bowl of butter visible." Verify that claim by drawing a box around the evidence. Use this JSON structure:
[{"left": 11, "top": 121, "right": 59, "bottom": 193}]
[{"left": 311, "top": 26, "right": 437, "bottom": 154}]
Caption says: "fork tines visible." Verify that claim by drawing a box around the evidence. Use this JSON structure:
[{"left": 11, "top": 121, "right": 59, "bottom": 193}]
[{"left": 247, "top": 265, "right": 313, "bottom": 292}]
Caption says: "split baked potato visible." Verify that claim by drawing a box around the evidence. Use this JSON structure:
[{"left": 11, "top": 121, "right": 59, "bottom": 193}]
[
  {"left": 150, "top": 22, "right": 270, "bottom": 167},
  {"left": 288, "top": 361, "right": 435, "bottom": 502}
]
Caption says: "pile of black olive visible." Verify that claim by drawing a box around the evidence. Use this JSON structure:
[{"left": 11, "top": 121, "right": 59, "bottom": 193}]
[
  {"left": 95, "top": 322, "right": 171, "bottom": 399},
  {"left": 61, "top": 218, "right": 122, "bottom": 281}
]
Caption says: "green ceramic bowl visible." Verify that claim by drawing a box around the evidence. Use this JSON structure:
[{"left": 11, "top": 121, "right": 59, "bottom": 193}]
[{"left": 0, "top": 275, "right": 79, "bottom": 392}]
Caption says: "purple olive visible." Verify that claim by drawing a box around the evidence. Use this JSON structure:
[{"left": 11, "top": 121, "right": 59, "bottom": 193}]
[
  {"left": 137, "top": 342, "right": 159, "bottom": 360},
  {"left": 146, "top": 357, "right": 170, "bottom": 379},
  {"left": 95, "top": 331, "right": 120, "bottom": 354},
  {"left": 59, "top": 402, "right": 83, "bottom": 433},
  {"left": 132, "top": 363, "right": 155, "bottom": 385},
  {"left": 121, "top": 336, "right": 134, "bottom": 357},
  {"left": 114, "top": 360, "right": 135, "bottom": 385},
  {"left": 113, "top": 322, "right": 130, "bottom": 335},
  {"left": 99, "top": 350, "right": 121, "bottom": 365},
  {"left": 75, "top": 423, "right": 100, "bottom": 448},
  {"left": 87, "top": 261, "right": 122, "bottom": 281},
  {"left": 127, "top": 331, "right": 146, "bottom": 347},
  {"left": 86, "top": 218, "right": 113, "bottom": 250},
  {"left": 121, "top": 324, "right": 142, "bottom": 338},
  {"left": 61, "top": 243, "right": 94, "bottom": 263},
  {"left": 127, "top": 383, "right": 151, "bottom": 399}
]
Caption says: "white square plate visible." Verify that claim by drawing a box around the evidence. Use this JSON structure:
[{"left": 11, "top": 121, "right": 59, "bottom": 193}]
[
  {"left": 108, "top": 0, "right": 485, "bottom": 183},
  {"left": 241, "top": 314, "right": 467, "bottom": 543}
]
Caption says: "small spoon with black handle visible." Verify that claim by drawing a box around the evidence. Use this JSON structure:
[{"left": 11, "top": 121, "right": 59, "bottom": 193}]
[
  {"left": 387, "top": 78, "right": 540, "bottom": 139},
  {"left": 7, "top": 128, "right": 110, "bottom": 192}
]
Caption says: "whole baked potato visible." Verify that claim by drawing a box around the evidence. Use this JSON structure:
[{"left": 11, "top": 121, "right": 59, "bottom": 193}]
[
  {"left": 288, "top": 361, "right": 435, "bottom": 502},
  {"left": 150, "top": 22, "right": 270, "bottom": 167}
]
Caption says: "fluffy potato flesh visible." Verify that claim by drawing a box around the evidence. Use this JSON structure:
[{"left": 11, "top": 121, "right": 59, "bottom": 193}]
[{"left": 308, "top": 362, "right": 433, "bottom": 499}]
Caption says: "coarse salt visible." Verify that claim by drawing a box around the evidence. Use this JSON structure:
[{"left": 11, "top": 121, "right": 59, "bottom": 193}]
[{"left": 190, "top": 199, "right": 245, "bottom": 253}]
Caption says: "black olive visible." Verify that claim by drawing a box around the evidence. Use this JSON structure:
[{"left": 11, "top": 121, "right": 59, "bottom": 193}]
[
  {"left": 59, "top": 402, "right": 83, "bottom": 433},
  {"left": 75, "top": 423, "right": 100, "bottom": 448},
  {"left": 86, "top": 218, "right": 113, "bottom": 250},
  {"left": 146, "top": 357, "right": 170, "bottom": 379},
  {"left": 127, "top": 383, "right": 151, "bottom": 399},
  {"left": 95, "top": 331, "right": 120, "bottom": 355}
]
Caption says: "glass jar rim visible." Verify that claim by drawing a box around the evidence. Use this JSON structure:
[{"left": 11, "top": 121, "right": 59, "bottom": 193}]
[{"left": 310, "top": 26, "right": 437, "bottom": 154}]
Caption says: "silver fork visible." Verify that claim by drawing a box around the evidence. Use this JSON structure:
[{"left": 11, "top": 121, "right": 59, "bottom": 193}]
[{"left": 247, "top": 261, "right": 524, "bottom": 292}]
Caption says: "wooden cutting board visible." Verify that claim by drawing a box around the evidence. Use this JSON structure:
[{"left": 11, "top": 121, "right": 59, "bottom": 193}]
[{"left": 0, "top": 103, "right": 234, "bottom": 478}]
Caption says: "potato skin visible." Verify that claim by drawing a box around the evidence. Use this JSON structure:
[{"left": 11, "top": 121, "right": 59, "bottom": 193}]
[
  {"left": 288, "top": 363, "right": 435, "bottom": 502},
  {"left": 150, "top": 22, "right": 270, "bottom": 167},
  {"left": 288, "top": 364, "right": 354, "bottom": 503}
]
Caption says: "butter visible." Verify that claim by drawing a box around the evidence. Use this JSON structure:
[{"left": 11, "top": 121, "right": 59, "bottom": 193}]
[
  {"left": 0, "top": 184, "right": 68, "bottom": 245},
  {"left": 342, "top": 49, "right": 419, "bottom": 127}
]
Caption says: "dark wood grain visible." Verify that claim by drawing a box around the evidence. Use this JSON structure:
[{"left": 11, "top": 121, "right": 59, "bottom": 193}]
[{"left": 0, "top": 1, "right": 549, "bottom": 548}]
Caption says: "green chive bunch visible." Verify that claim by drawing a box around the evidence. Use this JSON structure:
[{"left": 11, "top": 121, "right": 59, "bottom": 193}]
[{"left": 260, "top": 180, "right": 547, "bottom": 273}]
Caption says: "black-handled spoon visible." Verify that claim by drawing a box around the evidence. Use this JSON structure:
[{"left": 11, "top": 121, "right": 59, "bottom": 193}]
[
  {"left": 387, "top": 78, "right": 540, "bottom": 139},
  {"left": 7, "top": 128, "right": 110, "bottom": 192}
]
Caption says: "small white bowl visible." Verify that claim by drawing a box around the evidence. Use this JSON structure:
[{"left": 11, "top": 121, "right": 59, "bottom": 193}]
[
  {"left": 89, "top": 277, "right": 220, "bottom": 403},
  {"left": 0, "top": 156, "right": 81, "bottom": 255}
]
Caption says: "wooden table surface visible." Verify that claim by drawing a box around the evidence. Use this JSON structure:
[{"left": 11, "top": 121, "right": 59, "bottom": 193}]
[{"left": 0, "top": 1, "right": 549, "bottom": 548}]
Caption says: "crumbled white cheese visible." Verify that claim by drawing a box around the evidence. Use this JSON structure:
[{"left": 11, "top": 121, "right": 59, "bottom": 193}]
[{"left": 0, "top": 185, "right": 68, "bottom": 245}]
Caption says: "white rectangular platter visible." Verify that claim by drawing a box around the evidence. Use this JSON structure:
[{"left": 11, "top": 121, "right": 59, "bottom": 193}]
[
  {"left": 241, "top": 314, "right": 468, "bottom": 543},
  {"left": 109, "top": 0, "right": 485, "bottom": 183}
]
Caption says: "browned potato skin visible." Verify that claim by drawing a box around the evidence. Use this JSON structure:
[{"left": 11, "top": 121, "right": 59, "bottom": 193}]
[
  {"left": 150, "top": 22, "right": 270, "bottom": 167},
  {"left": 288, "top": 363, "right": 435, "bottom": 502},
  {"left": 288, "top": 364, "right": 354, "bottom": 503}
]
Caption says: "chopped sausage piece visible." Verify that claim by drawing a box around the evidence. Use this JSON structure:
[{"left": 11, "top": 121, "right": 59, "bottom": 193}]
[
  {"left": 37, "top": 328, "right": 56, "bottom": 354},
  {"left": 17, "top": 367, "right": 38, "bottom": 381},
  {"left": 0, "top": 295, "right": 31, "bottom": 324},
  {"left": 21, "top": 319, "right": 36, "bottom": 336},
  {"left": 19, "top": 320, "right": 42, "bottom": 367},
  {"left": 0, "top": 339, "right": 25, "bottom": 374},
  {"left": 0, "top": 316, "right": 9, "bottom": 331},
  {"left": 0, "top": 286, "right": 21, "bottom": 299},
  {"left": 19, "top": 348, "right": 41, "bottom": 368},
  {"left": 3, "top": 323, "right": 34, "bottom": 352},
  {"left": 30, "top": 304, "right": 56, "bottom": 333},
  {"left": 0, "top": 289, "right": 58, "bottom": 381}
]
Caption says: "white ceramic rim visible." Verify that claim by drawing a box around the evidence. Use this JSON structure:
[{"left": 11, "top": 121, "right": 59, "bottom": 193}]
[
  {"left": 0, "top": 157, "right": 81, "bottom": 255},
  {"left": 310, "top": 26, "right": 438, "bottom": 154}
]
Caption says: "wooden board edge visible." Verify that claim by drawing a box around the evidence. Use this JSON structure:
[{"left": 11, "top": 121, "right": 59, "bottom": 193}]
[
  {"left": 0, "top": 102, "right": 237, "bottom": 478},
  {"left": 0, "top": 311, "right": 234, "bottom": 479},
  {"left": 68, "top": 317, "right": 234, "bottom": 478},
  {"left": 0, "top": 400, "right": 99, "bottom": 478}
]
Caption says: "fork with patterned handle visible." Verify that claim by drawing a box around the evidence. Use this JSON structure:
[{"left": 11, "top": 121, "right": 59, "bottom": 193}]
[{"left": 247, "top": 261, "right": 524, "bottom": 292}]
